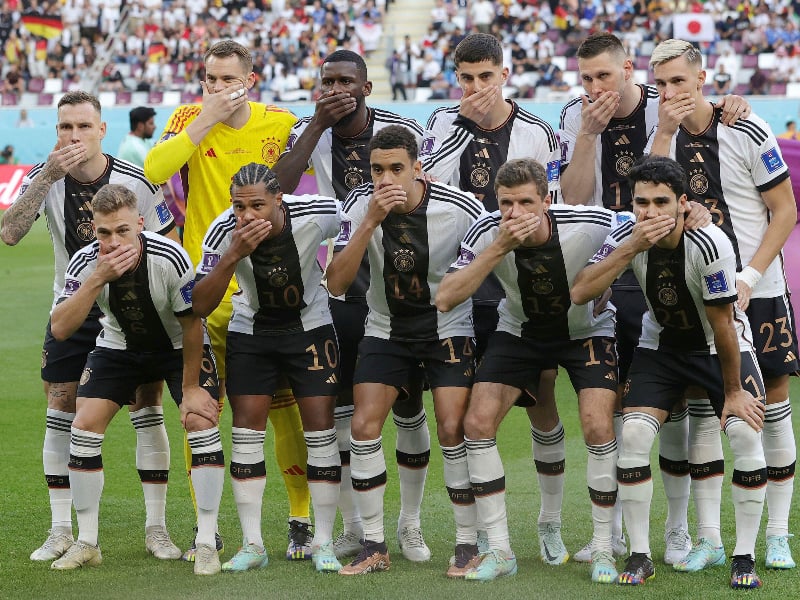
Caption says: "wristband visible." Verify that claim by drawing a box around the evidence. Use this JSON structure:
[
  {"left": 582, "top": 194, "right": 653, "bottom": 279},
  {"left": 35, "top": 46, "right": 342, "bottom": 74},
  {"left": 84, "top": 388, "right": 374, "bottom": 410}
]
[{"left": 736, "top": 266, "right": 762, "bottom": 289}]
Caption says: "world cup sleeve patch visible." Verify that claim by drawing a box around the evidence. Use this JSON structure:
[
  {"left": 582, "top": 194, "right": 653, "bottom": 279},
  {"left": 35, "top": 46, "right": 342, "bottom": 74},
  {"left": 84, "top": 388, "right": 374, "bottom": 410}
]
[
  {"left": 200, "top": 252, "right": 220, "bottom": 273},
  {"left": 336, "top": 220, "right": 352, "bottom": 243},
  {"left": 455, "top": 246, "right": 475, "bottom": 268},
  {"left": 546, "top": 160, "right": 560, "bottom": 182},
  {"left": 155, "top": 201, "right": 172, "bottom": 224},
  {"left": 180, "top": 280, "right": 195, "bottom": 304},
  {"left": 760, "top": 147, "right": 785, "bottom": 173},
  {"left": 286, "top": 132, "right": 297, "bottom": 150},
  {"left": 420, "top": 137, "right": 435, "bottom": 156},
  {"left": 63, "top": 278, "right": 81, "bottom": 296},
  {"left": 704, "top": 270, "right": 729, "bottom": 294},
  {"left": 591, "top": 243, "right": 616, "bottom": 263}
]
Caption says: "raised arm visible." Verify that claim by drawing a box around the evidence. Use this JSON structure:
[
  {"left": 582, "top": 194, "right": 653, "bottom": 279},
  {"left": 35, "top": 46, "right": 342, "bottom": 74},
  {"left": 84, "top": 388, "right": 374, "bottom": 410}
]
[
  {"left": 1, "top": 143, "right": 86, "bottom": 245},
  {"left": 50, "top": 244, "right": 139, "bottom": 340},
  {"left": 192, "top": 217, "right": 272, "bottom": 317}
]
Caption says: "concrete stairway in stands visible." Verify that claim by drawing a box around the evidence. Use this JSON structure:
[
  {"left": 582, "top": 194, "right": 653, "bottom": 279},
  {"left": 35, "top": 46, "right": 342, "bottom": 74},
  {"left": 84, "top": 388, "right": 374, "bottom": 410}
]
[{"left": 366, "top": 0, "right": 435, "bottom": 101}]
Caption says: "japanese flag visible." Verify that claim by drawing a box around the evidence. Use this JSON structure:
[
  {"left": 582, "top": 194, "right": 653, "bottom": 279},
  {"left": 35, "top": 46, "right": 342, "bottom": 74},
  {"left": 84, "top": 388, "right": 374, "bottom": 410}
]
[{"left": 672, "top": 13, "right": 716, "bottom": 43}]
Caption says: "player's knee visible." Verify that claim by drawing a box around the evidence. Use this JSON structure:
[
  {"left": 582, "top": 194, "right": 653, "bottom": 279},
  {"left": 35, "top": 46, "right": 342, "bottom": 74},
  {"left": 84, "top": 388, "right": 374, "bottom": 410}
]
[
  {"left": 725, "top": 418, "right": 765, "bottom": 468},
  {"left": 463, "top": 408, "right": 495, "bottom": 440},
  {"left": 436, "top": 416, "right": 465, "bottom": 447},
  {"left": 621, "top": 413, "right": 659, "bottom": 460},
  {"left": 184, "top": 412, "right": 216, "bottom": 433}
]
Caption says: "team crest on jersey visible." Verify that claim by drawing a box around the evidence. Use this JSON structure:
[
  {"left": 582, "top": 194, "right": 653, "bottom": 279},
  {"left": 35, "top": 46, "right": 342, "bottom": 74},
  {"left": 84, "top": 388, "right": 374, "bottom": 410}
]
[
  {"left": 689, "top": 171, "right": 709, "bottom": 195},
  {"left": 592, "top": 243, "right": 616, "bottom": 262},
  {"left": 704, "top": 270, "right": 729, "bottom": 294},
  {"left": 344, "top": 167, "right": 364, "bottom": 189},
  {"left": 268, "top": 267, "right": 289, "bottom": 288},
  {"left": 155, "top": 201, "right": 172, "bottom": 224},
  {"left": 80, "top": 367, "right": 92, "bottom": 386},
  {"left": 760, "top": 147, "right": 785, "bottom": 173},
  {"left": 261, "top": 137, "right": 282, "bottom": 165},
  {"left": 657, "top": 285, "right": 678, "bottom": 306},
  {"left": 393, "top": 248, "right": 415, "bottom": 272},
  {"left": 420, "top": 137, "right": 435, "bottom": 156},
  {"left": 180, "top": 280, "right": 195, "bottom": 304},
  {"left": 455, "top": 247, "right": 475, "bottom": 267},
  {"left": 532, "top": 279, "right": 554, "bottom": 295},
  {"left": 546, "top": 160, "right": 560, "bottom": 182},
  {"left": 201, "top": 252, "right": 220, "bottom": 272},
  {"left": 615, "top": 151, "right": 635, "bottom": 176},
  {"left": 77, "top": 222, "right": 95, "bottom": 242},
  {"left": 470, "top": 163, "right": 491, "bottom": 188}
]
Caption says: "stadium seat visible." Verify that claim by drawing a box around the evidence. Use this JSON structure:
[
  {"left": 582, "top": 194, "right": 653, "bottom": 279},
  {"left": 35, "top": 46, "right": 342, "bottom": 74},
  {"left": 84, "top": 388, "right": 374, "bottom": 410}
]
[
  {"left": 758, "top": 53, "right": 776, "bottom": 69},
  {"left": 449, "top": 87, "right": 463, "bottom": 100},
  {"left": 741, "top": 55, "right": 758, "bottom": 68},
  {"left": 771, "top": 82, "right": 787, "bottom": 96},
  {"left": 566, "top": 57, "right": 578, "bottom": 71},
  {"left": 787, "top": 82, "right": 800, "bottom": 97},
  {"left": 98, "top": 91, "right": 116, "bottom": 107},
  {"left": 635, "top": 55, "right": 650, "bottom": 70},
  {"left": 115, "top": 90, "right": 132, "bottom": 104},
  {"left": 43, "top": 78, "right": 63, "bottom": 94},
  {"left": 706, "top": 54, "right": 718, "bottom": 68},
  {"left": 414, "top": 87, "right": 433, "bottom": 102},
  {"left": 20, "top": 92, "right": 38, "bottom": 107},
  {"left": 162, "top": 90, "right": 181, "bottom": 105},
  {"left": 2, "top": 92, "right": 17, "bottom": 106},
  {"left": 37, "top": 93, "right": 54, "bottom": 106},
  {"left": 733, "top": 83, "right": 750, "bottom": 95},
  {"left": 247, "top": 88, "right": 260, "bottom": 101},
  {"left": 148, "top": 90, "right": 164, "bottom": 104},
  {"left": 131, "top": 91, "right": 149, "bottom": 106},
  {"left": 180, "top": 91, "right": 198, "bottom": 104},
  {"left": 27, "top": 77, "right": 44, "bottom": 93}
]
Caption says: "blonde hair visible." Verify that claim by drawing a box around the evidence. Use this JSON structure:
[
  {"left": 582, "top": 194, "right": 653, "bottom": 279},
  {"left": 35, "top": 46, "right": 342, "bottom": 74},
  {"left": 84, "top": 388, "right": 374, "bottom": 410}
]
[
  {"left": 649, "top": 39, "right": 702, "bottom": 70},
  {"left": 92, "top": 184, "right": 138, "bottom": 215}
]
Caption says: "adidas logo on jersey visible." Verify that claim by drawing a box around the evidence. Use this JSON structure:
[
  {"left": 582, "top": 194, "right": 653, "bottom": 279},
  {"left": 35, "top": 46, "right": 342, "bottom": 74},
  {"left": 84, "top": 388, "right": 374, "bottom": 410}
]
[
  {"left": 532, "top": 264, "right": 548, "bottom": 274},
  {"left": 474, "top": 148, "right": 490, "bottom": 159},
  {"left": 205, "top": 148, "right": 218, "bottom": 158},
  {"left": 121, "top": 290, "right": 138, "bottom": 302},
  {"left": 658, "top": 268, "right": 675, "bottom": 279},
  {"left": 614, "top": 135, "right": 631, "bottom": 146},
  {"left": 326, "top": 374, "right": 338, "bottom": 384},
  {"left": 605, "top": 371, "right": 617, "bottom": 381},
  {"left": 283, "top": 465, "right": 305, "bottom": 476},
  {"left": 346, "top": 150, "right": 360, "bottom": 161},
  {"left": 202, "top": 377, "right": 216, "bottom": 388},
  {"left": 785, "top": 351, "right": 797, "bottom": 363},
  {"left": 689, "top": 152, "right": 704, "bottom": 163}
]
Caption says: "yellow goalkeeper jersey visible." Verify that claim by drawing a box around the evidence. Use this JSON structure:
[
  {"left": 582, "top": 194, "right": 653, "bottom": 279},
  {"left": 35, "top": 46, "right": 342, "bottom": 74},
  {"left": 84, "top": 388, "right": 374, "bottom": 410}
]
[{"left": 144, "top": 101, "right": 297, "bottom": 268}]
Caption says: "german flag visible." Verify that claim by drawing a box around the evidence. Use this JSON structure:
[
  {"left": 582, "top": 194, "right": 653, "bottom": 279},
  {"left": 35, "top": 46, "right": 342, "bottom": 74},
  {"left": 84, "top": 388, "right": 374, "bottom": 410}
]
[
  {"left": 148, "top": 42, "right": 167, "bottom": 63},
  {"left": 21, "top": 13, "right": 63, "bottom": 40}
]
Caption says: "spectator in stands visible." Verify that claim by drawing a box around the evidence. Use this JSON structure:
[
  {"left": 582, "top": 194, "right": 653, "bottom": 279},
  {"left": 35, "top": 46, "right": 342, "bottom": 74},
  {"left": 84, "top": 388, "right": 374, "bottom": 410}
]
[
  {"left": 428, "top": 71, "right": 450, "bottom": 99},
  {"left": 418, "top": 51, "right": 441, "bottom": 87},
  {"left": 772, "top": 45, "right": 797, "bottom": 84},
  {"left": 712, "top": 63, "right": 733, "bottom": 95},
  {"left": 3, "top": 63, "right": 24, "bottom": 94},
  {"left": 386, "top": 48, "right": 407, "bottom": 100},
  {"left": 118, "top": 106, "right": 157, "bottom": 167},
  {"left": 397, "top": 34, "right": 420, "bottom": 95},
  {"left": 470, "top": 0, "right": 494, "bottom": 34},
  {"left": 17, "top": 108, "right": 34, "bottom": 128},
  {"left": 715, "top": 46, "right": 739, "bottom": 85},
  {"left": 431, "top": 0, "right": 448, "bottom": 31},
  {"left": 748, "top": 66, "right": 771, "bottom": 95},
  {"left": 0, "top": 144, "right": 18, "bottom": 165},
  {"left": 535, "top": 54, "right": 562, "bottom": 88},
  {"left": 778, "top": 120, "right": 800, "bottom": 140}
]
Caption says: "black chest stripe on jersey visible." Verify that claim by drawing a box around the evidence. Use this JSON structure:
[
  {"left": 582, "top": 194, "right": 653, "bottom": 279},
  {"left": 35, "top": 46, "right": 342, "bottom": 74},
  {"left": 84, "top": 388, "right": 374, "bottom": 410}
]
[
  {"left": 610, "top": 220, "right": 634, "bottom": 243},
  {"left": 517, "top": 218, "right": 571, "bottom": 340},
  {"left": 645, "top": 239, "right": 706, "bottom": 352},
  {"left": 251, "top": 214, "right": 306, "bottom": 334},
  {"left": 66, "top": 242, "right": 101, "bottom": 276},
  {"left": 147, "top": 240, "right": 191, "bottom": 277},
  {"left": 729, "top": 118, "right": 769, "bottom": 146},
  {"left": 463, "top": 214, "right": 501, "bottom": 247},
  {"left": 676, "top": 124, "right": 742, "bottom": 270},
  {"left": 108, "top": 240, "right": 174, "bottom": 352},
  {"left": 113, "top": 160, "right": 160, "bottom": 194},
  {"left": 380, "top": 196, "right": 437, "bottom": 340}
]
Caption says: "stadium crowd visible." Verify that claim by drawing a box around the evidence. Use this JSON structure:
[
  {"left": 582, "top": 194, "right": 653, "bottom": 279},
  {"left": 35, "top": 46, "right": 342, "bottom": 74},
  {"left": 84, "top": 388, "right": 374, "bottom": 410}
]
[{"left": 3, "top": 0, "right": 800, "bottom": 103}]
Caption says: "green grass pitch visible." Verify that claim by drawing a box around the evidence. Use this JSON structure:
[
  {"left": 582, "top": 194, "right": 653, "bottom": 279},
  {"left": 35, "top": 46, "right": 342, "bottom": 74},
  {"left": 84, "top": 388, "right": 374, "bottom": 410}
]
[{"left": 1, "top": 219, "right": 797, "bottom": 599}]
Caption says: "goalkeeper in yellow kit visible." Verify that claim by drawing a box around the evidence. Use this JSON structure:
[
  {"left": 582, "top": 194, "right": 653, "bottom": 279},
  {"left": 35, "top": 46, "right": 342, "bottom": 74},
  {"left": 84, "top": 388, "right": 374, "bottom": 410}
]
[{"left": 144, "top": 40, "right": 312, "bottom": 561}]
